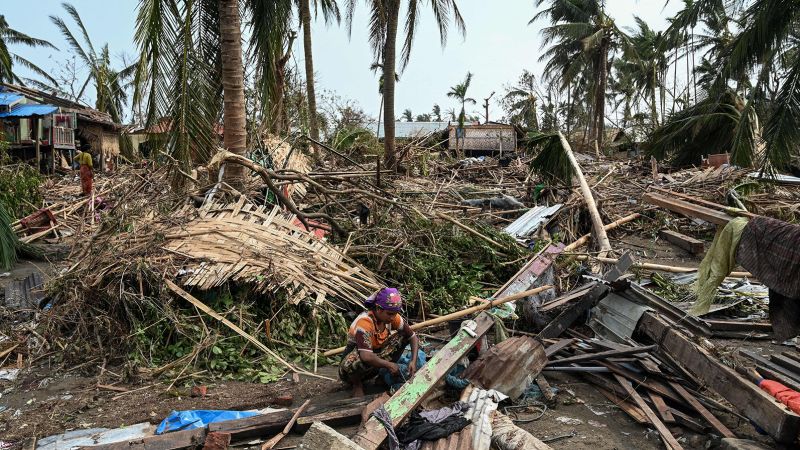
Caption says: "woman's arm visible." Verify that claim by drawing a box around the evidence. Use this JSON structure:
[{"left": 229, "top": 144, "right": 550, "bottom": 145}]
[{"left": 358, "top": 349, "right": 400, "bottom": 374}]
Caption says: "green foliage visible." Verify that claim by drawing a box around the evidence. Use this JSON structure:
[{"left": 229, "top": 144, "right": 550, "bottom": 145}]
[
  {"left": 0, "top": 201, "right": 20, "bottom": 270},
  {"left": 128, "top": 284, "right": 348, "bottom": 383},
  {"left": 330, "top": 125, "right": 381, "bottom": 156},
  {"left": 343, "top": 217, "right": 528, "bottom": 316},
  {"left": 646, "top": 90, "right": 756, "bottom": 166},
  {"left": 521, "top": 131, "right": 575, "bottom": 184},
  {"left": 0, "top": 142, "right": 42, "bottom": 218}
]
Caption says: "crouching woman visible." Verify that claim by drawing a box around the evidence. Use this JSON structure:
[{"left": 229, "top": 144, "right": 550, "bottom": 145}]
[{"left": 339, "top": 287, "right": 420, "bottom": 397}]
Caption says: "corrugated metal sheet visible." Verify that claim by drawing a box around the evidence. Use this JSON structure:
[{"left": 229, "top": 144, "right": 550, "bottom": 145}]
[
  {"left": 504, "top": 204, "right": 562, "bottom": 240},
  {"left": 587, "top": 292, "right": 652, "bottom": 343},
  {"left": 0, "top": 92, "right": 23, "bottom": 107},
  {"left": 369, "top": 121, "right": 449, "bottom": 139},
  {"left": 462, "top": 336, "right": 547, "bottom": 399},
  {"left": 0, "top": 103, "right": 58, "bottom": 118}
]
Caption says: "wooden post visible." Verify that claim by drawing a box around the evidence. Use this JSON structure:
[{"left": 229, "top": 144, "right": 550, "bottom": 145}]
[
  {"left": 557, "top": 131, "right": 611, "bottom": 258},
  {"left": 33, "top": 117, "right": 41, "bottom": 169}
]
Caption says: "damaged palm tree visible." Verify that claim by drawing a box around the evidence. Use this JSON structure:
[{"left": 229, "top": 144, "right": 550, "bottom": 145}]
[
  {"left": 647, "top": 90, "right": 760, "bottom": 167},
  {"left": 523, "top": 130, "right": 611, "bottom": 258}
]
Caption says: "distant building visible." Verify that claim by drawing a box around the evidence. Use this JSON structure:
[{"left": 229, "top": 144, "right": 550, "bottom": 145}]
[
  {"left": 0, "top": 83, "right": 121, "bottom": 172},
  {"left": 448, "top": 122, "right": 519, "bottom": 156},
  {"left": 368, "top": 121, "right": 450, "bottom": 140}
]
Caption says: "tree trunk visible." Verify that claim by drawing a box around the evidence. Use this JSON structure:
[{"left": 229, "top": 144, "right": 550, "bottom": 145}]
[
  {"left": 558, "top": 131, "right": 611, "bottom": 258},
  {"left": 300, "top": 0, "right": 320, "bottom": 156},
  {"left": 382, "top": 1, "right": 400, "bottom": 170},
  {"left": 272, "top": 35, "right": 295, "bottom": 135},
  {"left": 218, "top": 0, "right": 247, "bottom": 189},
  {"left": 595, "top": 40, "right": 608, "bottom": 152},
  {"left": 650, "top": 66, "right": 659, "bottom": 129}
]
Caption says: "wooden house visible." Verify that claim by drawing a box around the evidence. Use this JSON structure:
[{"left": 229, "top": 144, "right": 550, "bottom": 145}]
[
  {"left": 448, "top": 122, "right": 519, "bottom": 156},
  {"left": 0, "top": 83, "right": 121, "bottom": 172}
]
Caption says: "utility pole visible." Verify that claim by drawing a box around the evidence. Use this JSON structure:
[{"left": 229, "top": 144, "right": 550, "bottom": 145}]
[{"left": 483, "top": 91, "right": 495, "bottom": 124}]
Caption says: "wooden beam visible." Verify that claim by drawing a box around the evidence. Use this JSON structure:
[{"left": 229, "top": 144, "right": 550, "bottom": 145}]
[
  {"left": 351, "top": 313, "right": 495, "bottom": 450},
  {"left": 658, "top": 229, "right": 705, "bottom": 255},
  {"left": 638, "top": 312, "right": 800, "bottom": 443},
  {"left": 669, "top": 382, "right": 736, "bottom": 438},
  {"left": 740, "top": 350, "right": 800, "bottom": 386},
  {"left": 614, "top": 374, "right": 684, "bottom": 450},
  {"left": 544, "top": 338, "right": 577, "bottom": 357},
  {"left": 209, "top": 395, "right": 375, "bottom": 440},
  {"left": 771, "top": 354, "right": 800, "bottom": 377},
  {"left": 642, "top": 193, "right": 733, "bottom": 226},
  {"left": 647, "top": 392, "right": 676, "bottom": 424},
  {"left": 537, "top": 284, "right": 609, "bottom": 339}
]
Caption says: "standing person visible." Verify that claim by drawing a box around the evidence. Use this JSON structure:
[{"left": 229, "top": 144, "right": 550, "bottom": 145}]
[
  {"left": 339, "top": 288, "right": 421, "bottom": 397},
  {"left": 75, "top": 145, "right": 94, "bottom": 196}
]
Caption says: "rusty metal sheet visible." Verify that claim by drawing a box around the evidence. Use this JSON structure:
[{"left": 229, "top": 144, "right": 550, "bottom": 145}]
[{"left": 462, "top": 337, "right": 547, "bottom": 399}]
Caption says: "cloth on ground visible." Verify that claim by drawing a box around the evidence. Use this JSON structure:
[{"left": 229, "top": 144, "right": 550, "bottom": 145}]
[
  {"left": 736, "top": 215, "right": 800, "bottom": 299},
  {"left": 418, "top": 401, "right": 469, "bottom": 423},
  {"left": 396, "top": 408, "right": 471, "bottom": 447},
  {"left": 690, "top": 217, "right": 749, "bottom": 315},
  {"left": 371, "top": 405, "right": 401, "bottom": 450},
  {"left": 381, "top": 349, "right": 427, "bottom": 392}
]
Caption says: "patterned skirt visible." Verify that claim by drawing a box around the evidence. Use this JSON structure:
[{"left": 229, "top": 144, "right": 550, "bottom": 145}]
[{"left": 338, "top": 332, "right": 408, "bottom": 383}]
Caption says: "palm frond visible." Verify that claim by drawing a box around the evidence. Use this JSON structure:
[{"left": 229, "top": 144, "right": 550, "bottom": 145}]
[
  {"left": 522, "top": 130, "right": 574, "bottom": 184},
  {"left": 761, "top": 56, "right": 800, "bottom": 172}
]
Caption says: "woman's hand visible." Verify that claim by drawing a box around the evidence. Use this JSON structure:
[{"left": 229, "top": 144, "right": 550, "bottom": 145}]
[{"left": 408, "top": 359, "right": 417, "bottom": 377}]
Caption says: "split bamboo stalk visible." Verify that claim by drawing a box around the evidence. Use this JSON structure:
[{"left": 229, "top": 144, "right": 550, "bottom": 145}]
[
  {"left": 572, "top": 254, "right": 753, "bottom": 277},
  {"left": 558, "top": 131, "right": 612, "bottom": 258},
  {"left": 323, "top": 285, "right": 554, "bottom": 357}
]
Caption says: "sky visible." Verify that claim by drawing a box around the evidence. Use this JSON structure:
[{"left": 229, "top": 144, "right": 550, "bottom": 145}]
[{"left": 3, "top": 0, "right": 682, "bottom": 122}]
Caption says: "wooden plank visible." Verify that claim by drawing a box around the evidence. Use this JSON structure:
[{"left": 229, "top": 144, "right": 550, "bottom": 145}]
[
  {"left": 771, "top": 354, "right": 800, "bottom": 378},
  {"left": 597, "top": 386, "right": 648, "bottom": 424},
  {"left": 647, "top": 392, "right": 676, "bottom": 424},
  {"left": 642, "top": 193, "right": 733, "bottom": 226},
  {"left": 548, "top": 345, "right": 657, "bottom": 366},
  {"left": 614, "top": 374, "right": 684, "bottom": 450},
  {"left": 659, "top": 229, "right": 705, "bottom": 255},
  {"left": 261, "top": 399, "right": 311, "bottom": 449},
  {"left": 538, "top": 285, "right": 595, "bottom": 312},
  {"left": 538, "top": 284, "right": 609, "bottom": 339},
  {"left": 638, "top": 312, "right": 800, "bottom": 443},
  {"left": 544, "top": 338, "right": 577, "bottom": 357},
  {"left": 669, "top": 382, "right": 736, "bottom": 438},
  {"left": 535, "top": 375, "right": 556, "bottom": 403},
  {"left": 705, "top": 319, "right": 772, "bottom": 333},
  {"left": 79, "top": 428, "right": 206, "bottom": 450},
  {"left": 740, "top": 350, "right": 800, "bottom": 385},
  {"left": 210, "top": 395, "right": 375, "bottom": 440},
  {"left": 351, "top": 313, "right": 496, "bottom": 450}
]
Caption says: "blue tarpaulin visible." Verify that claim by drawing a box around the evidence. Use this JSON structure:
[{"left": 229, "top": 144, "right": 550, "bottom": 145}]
[
  {"left": 0, "top": 104, "right": 58, "bottom": 118},
  {"left": 156, "top": 410, "right": 260, "bottom": 434}
]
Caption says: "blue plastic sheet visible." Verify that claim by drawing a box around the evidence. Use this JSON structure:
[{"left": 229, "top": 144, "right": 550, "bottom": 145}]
[{"left": 156, "top": 410, "right": 260, "bottom": 434}]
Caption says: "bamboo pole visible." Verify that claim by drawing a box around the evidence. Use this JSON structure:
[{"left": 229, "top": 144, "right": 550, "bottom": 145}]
[
  {"left": 572, "top": 254, "right": 752, "bottom": 277},
  {"left": 323, "top": 285, "right": 554, "bottom": 357},
  {"left": 563, "top": 213, "right": 642, "bottom": 252},
  {"left": 558, "top": 131, "right": 612, "bottom": 258}
]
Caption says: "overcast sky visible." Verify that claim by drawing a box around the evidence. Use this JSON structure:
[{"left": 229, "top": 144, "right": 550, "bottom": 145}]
[{"left": 4, "top": 0, "right": 682, "bottom": 122}]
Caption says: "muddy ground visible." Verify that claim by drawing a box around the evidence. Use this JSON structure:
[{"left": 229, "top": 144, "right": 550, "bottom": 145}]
[{"left": 0, "top": 340, "right": 777, "bottom": 449}]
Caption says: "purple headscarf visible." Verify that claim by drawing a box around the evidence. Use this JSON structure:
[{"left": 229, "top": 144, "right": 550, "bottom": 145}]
[{"left": 365, "top": 287, "right": 403, "bottom": 312}]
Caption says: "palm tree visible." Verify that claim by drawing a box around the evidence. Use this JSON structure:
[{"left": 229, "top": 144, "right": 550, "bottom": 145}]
[
  {"left": 299, "top": 0, "right": 340, "bottom": 155},
  {"left": 431, "top": 103, "right": 442, "bottom": 121},
  {"left": 346, "top": 0, "right": 465, "bottom": 169},
  {"left": 50, "top": 3, "right": 134, "bottom": 124},
  {"left": 401, "top": 108, "right": 413, "bottom": 122},
  {"left": 134, "top": 0, "right": 302, "bottom": 188},
  {"left": 503, "top": 70, "right": 540, "bottom": 131},
  {"left": 534, "top": 0, "right": 632, "bottom": 151},
  {"left": 447, "top": 71, "right": 475, "bottom": 155},
  {"left": 0, "top": 15, "right": 56, "bottom": 84}
]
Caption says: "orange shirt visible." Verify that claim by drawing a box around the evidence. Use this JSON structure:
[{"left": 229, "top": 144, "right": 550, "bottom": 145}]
[{"left": 347, "top": 311, "right": 412, "bottom": 352}]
